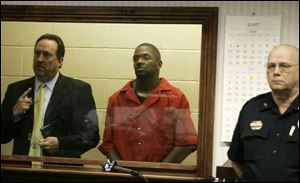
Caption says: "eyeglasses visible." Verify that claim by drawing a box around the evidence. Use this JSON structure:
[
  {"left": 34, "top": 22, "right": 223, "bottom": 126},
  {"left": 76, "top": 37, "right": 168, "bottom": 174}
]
[
  {"left": 34, "top": 50, "right": 55, "bottom": 60},
  {"left": 266, "top": 63, "right": 299, "bottom": 72}
]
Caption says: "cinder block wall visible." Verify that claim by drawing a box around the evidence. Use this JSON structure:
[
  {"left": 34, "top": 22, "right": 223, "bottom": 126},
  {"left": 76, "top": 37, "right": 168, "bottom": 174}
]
[{"left": 1, "top": 21, "right": 201, "bottom": 165}]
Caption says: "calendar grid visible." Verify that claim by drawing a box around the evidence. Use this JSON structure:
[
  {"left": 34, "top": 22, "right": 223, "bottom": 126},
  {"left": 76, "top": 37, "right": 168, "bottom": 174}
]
[{"left": 221, "top": 16, "right": 281, "bottom": 142}]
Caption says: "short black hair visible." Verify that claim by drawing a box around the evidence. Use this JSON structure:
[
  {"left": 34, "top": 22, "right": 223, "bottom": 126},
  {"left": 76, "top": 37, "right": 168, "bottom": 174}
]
[
  {"left": 35, "top": 33, "right": 65, "bottom": 59},
  {"left": 136, "top": 43, "right": 161, "bottom": 61}
]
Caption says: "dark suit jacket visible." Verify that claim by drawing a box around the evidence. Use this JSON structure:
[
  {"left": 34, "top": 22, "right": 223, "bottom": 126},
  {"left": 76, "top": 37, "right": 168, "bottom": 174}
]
[{"left": 1, "top": 73, "right": 100, "bottom": 158}]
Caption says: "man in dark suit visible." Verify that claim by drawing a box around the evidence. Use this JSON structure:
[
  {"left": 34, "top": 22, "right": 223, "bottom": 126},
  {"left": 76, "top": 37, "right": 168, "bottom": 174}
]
[{"left": 1, "top": 33, "right": 100, "bottom": 158}]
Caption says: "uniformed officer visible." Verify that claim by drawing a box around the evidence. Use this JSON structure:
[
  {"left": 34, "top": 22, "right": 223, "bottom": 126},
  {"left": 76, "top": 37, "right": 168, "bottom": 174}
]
[{"left": 228, "top": 44, "right": 299, "bottom": 182}]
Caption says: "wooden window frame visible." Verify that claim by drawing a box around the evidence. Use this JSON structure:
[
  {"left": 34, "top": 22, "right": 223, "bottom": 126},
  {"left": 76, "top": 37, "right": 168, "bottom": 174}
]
[{"left": 1, "top": 5, "right": 218, "bottom": 177}]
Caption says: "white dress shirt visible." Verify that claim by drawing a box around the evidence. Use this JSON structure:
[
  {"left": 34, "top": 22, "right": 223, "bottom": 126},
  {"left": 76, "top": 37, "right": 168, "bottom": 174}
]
[{"left": 34, "top": 72, "right": 59, "bottom": 126}]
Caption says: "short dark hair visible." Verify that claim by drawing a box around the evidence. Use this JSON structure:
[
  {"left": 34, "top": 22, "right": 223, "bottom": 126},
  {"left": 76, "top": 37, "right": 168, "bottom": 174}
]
[
  {"left": 136, "top": 43, "right": 161, "bottom": 61},
  {"left": 35, "top": 33, "right": 65, "bottom": 59}
]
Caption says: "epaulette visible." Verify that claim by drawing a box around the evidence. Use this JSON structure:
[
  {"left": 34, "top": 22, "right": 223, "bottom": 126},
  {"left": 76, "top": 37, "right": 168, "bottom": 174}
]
[{"left": 243, "top": 92, "right": 271, "bottom": 106}]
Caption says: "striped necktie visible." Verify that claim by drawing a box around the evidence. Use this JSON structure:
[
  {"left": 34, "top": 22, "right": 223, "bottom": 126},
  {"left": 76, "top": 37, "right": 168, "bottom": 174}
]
[{"left": 29, "top": 83, "right": 45, "bottom": 156}]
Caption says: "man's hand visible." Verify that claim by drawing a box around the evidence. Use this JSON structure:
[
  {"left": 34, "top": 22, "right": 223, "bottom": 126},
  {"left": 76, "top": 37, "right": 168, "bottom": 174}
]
[
  {"left": 162, "top": 145, "right": 196, "bottom": 163},
  {"left": 231, "top": 161, "right": 244, "bottom": 178},
  {"left": 12, "top": 88, "right": 32, "bottom": 117},
  {"left": 107, "top": 152, "right": 121, "bottom": 160},
  {"left": 39, "top": 137, "right": 59, "bottom": 152}
]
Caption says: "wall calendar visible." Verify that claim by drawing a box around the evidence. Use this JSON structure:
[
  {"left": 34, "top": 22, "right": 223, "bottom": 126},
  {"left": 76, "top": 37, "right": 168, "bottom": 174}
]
[{"left": 221, "top": 15, "right": 281, "bottom": 142}]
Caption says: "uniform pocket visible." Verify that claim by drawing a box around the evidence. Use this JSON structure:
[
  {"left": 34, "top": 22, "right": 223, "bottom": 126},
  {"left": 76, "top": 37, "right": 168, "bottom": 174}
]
[
  {"left": 285, "top": 131, "right": 299, "bottom": 167},
  {"left": 240, "top": 128, "right": 269, "bottom": 139},
  {"left": 240, "top": 128, "right": 269, "bottom": 161}
]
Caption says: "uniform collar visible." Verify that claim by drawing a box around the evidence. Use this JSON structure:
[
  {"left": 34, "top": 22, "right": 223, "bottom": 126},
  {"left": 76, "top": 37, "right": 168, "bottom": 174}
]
[
  {"left": 118, "top": 78, "right": 173, "bottom": 104},
  {"left": 120, "top": 77, "right": 173, "bottom": 93},
  {"left": 291, "top": 95, "right": 299, "bottom": 112},
  {"left": 260, "top": 93, "right": 299, "bottom": 113},
  {"left": 259, "top": 93, "right": 275, "bottom": 112}
]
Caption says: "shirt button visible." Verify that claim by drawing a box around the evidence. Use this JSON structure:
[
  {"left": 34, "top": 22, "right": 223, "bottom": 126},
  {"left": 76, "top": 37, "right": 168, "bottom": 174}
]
[
  {"left": 276, "top": 133, "right": 280, "bottom": 137},
  {"left": 137, "top": 127, "right": 141, "bottom": 131},
  {"left": 138, "top": 142, "right": 141, "bottom": 145},
  {"left": 273, "top": 150, "right": 277, "bottom": 154}
]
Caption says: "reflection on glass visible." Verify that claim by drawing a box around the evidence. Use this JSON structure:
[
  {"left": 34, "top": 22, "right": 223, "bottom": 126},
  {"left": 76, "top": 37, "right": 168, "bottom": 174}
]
[
  {"left": 1, "top": 21, "right": 202, "bottom": 165},
  {"left": 1, "top": 33, "right": 100, "bottom": 159},
  {"left": 99, "top": 43, "right": 198, "bottom": 163}
]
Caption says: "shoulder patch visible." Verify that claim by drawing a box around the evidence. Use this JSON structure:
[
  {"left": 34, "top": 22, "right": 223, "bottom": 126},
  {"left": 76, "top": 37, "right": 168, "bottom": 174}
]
[{"left": 244, "top": 92, "right": 271, "bottom": 105}]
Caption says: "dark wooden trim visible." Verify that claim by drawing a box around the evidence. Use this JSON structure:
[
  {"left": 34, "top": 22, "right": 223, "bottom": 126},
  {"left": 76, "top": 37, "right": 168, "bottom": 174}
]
[
  {"left": 216, "top": 166, "right": 239, "bottom": 182},
  {"left": 1, "top": 155, "right": 215, "bottom": 182},
  {"left": 197, "top": 9, "right": 218, "bottom": 177},
  {"left": 1, "top": 155, "right": 196, "bottom": 175},
  {"left": 1, "top": 5, "right": 218, "bottom": 177},
  {"left": 1, "top": 5, "right": 216, "bottom": 24}
]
